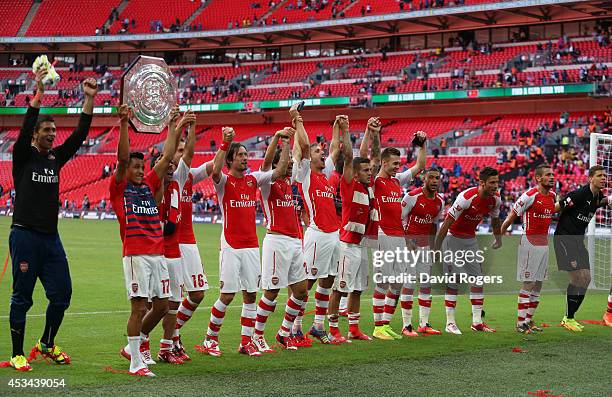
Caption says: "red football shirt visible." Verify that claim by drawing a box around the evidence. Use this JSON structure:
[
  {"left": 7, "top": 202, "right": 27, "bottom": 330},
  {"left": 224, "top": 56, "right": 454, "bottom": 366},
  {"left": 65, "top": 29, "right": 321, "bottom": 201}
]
[
  {"left": 215, "top": 170, "right": 271, "bottom": 249},
  {"left": 110, "top": 170, "right": 163, "bottom": 257},
  {"left": 160, "top": 180, "right": 181, "bottom": 259},
  {"left": 260, "top": 174, "right": 301, "bottom": 239},
  {"left": 513, "top": 187, "right": 556, "bottom": 246},
  {"left": 374, "top": 169, "right": 413, "bottom": 236},
  {"left": 401, "top": 187, "right": 444, "bottom": 247},
  {"left": 295, "top": 158, "right": 340, "bottom": 233},
  {"left": 175, "top": 159, "right": 211, "bottom": 245},
  {"left": 447, "top": 187, "right": 501, "bottom": 238}
]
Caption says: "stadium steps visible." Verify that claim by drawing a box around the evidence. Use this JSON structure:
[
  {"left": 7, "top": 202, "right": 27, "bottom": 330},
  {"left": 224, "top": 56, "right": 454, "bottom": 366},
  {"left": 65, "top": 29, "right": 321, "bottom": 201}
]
[
  {"left": 454, "top": 116, "right": 503, "bottom": 146},
  {"left": 16, "top": 0, "right": 41, "bottom": 37},
  {"left": 259, "top": 0, "right": 290, "bottom": 22},
  {"left": 182, "top": 0, "right": 210, "bottom": 29},
  {"left": 102, "top": 0, "right": 129, "bottom": 32}
]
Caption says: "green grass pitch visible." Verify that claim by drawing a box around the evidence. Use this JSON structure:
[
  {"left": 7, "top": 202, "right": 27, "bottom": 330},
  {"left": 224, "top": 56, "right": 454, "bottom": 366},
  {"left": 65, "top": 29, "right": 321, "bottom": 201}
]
[{"left": 0, "top": 217, "right": 609, "bottom": 396}]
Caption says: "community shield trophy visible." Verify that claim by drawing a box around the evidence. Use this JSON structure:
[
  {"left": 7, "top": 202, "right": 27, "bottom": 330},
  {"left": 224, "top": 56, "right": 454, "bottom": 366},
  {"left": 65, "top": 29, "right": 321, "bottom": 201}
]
[{"left": 120, "top": 55, "right": 177, "bottom": 134}]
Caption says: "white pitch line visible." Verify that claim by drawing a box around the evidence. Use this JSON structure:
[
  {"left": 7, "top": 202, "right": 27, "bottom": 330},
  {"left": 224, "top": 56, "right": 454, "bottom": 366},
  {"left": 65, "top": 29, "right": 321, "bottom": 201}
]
[{"left": 0, "top": 289, "right": 566, "bottom": 319}]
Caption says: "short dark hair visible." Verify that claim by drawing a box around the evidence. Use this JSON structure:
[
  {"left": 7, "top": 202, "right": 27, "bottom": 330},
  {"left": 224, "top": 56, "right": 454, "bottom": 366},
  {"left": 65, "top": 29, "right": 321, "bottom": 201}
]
[
  {"left": 479, "top": 166, "right": 499, "bottom": 182},
  {"left": 226, "top": 142, "right": 246, "bottom": 168},
  {"left": 535, "top": 163, "right": 552, "bottom": 177},
  {"left": 128, "top": 152, "right": 144, "bottom": 164},
  {"left": 426, "top": 166, "right": 441, "bottom": 174},
  {"left": 381, "top": 147, "right": 400, "bottom": 161},
  {"left": 589, "top": 165, "right": 605, "bottom": 177},
  {"left": 352, "top": 156, "right": 370, "bottom": 171},
  {"left": 35, "top": 115, "right": 55, "bottom": 133}
]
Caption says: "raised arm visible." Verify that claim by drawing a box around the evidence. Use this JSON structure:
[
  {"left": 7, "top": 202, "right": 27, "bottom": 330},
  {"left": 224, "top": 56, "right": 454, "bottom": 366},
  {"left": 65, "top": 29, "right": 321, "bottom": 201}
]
[
  {"left": 359, "top": 127, "right": 370, "bottom": 158},
  {"left": 329, "top": 115, "right": 345, "bottom": 165},
  {"left": 262, "top": 129, "right": 284, "bottom": 172},
  {"left": 408, "top": 131, "right": 428, "bottom": 177},
  {"left": 152, "top": 105, "right": 181, "bottom": 181},
  {"left": 179, "top": 110, "right": 197, "bottom": 167},
  {"left": 342, "top": 120, "right": 354, "bottom": 183},
  {"left": 368, "top": 118, "right": 382, "bottom": 174},
  {"left": 272, "top": 132, "right": 293, "bottom": 182},
  {"left": 290, "top": 103, "right": 310, "bottom": 160},
  {"left": 115, "top": 104, "right": 130, "bottom": 183},
  {"left": 55, "top": 78, "right": 98, "bottom": 167},
  {"left": 13, "top": 67, "right": 48, "bottom": 166},
  {"left": 211, "top": 127, "right": 235, "bottom": 184}
]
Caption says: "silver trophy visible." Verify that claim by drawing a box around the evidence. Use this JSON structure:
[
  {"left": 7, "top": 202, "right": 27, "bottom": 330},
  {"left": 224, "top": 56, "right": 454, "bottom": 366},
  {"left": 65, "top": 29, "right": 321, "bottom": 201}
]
[{"left": 121, "top": 55, "right": 177, "bottom": 134}]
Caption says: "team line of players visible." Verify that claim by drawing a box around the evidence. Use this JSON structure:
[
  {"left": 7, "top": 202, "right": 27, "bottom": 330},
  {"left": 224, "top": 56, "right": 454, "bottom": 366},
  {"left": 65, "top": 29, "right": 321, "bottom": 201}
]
[{"left": 110, "top": 104, "right": 612, "bottom": 377}]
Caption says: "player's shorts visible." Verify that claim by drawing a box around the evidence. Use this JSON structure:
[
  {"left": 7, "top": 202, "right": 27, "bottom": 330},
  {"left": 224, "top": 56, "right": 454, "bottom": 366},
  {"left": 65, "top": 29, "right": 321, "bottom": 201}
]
[
  {"left": 334, "top": 242, "right": 369, "bottom": 293},
  {"left": 303, "top": 227, "right": 340, "bottom": 280},
  {"left": 412, "top": 245, "right": 433, "bottom": 286},
  {"left": 165, "top": 257, "right": 183, "bottom": 302},
  {"left": 179, "top": 244, "right": 209, "bottom": 292},
  {"left": 517, "top": 235, "right": 549, "bottom": 282},
  {"left": 553, "top": 234, "right": 590, "bottom": 272},
  {"left": 442, "top": 235, "right": 484, "bottom": 279},
  {"left": 219, "top": 247, "right": 261, "bottom": 293},
  {"left": 261, "top": 233, "right": 307, "bottom": 290},
  {"left": 122, "top": 255, "right": 170, "bottom": 300},
  {"left": 374, "top": 232, "right": 411, "bottom": 283}
]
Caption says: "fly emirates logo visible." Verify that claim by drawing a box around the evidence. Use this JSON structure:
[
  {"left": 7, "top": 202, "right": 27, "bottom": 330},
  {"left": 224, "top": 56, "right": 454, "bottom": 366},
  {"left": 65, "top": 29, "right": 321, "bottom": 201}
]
[
  {"left": 381, "top": 191, "right": 402, "bottom": 203},
  {"left": 413, "top": 213, "right": 434, "bottom": 224},
  {"left": 230, "top": 194, "right": 256, "bottom": 208},
  {"left": 31, "top": 168, "right": 59, "bottom": 184},
  {"left": 315, "top": 185, "right": 335, "bottom": 199},
  {"left": 132, "top": 200, "right": 159, "bottom": 215},
  {"left": 276, "top": 193, "right": 294, "bottom": 207}
]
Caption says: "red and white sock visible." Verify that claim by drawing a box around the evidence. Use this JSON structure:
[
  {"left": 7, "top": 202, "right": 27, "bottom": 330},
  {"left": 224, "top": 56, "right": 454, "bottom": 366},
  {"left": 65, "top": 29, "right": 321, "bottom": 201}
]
[
  {"left": 206, "top": 299, "right": 227, "bottom": 341},
  {"left": 292, "top": 295, "right": 308, "bottom": 334},
  {"left": 444, "top": 287, "right": 458, "bottom": 324},
  {"left": 240, "top": 303, "right": 257, "bottom": 345},
  {"left": 313, "top": 286, "right": 331, "bottom": 329},
  {"left": 159, "top": 338, "right": 173, "bottom": 352},
  {"left": 372, "top": 286, "right": 386, "bottom": 327},
  {"left": 382, "top": 288, "right": 400, "bottom": 325},
  {"left": 470, "top": 286, "right": 484, "bottom": 324},
  {"left": 348, "top": 312, "right": 361, "bottom": 334},
  {"left": 254, "top": 296, "right": 276, "bottom": 337},
  {"left": 517, "top": 289, "right": 530, "bottom": 325},
  {"left": 608, "top": 292, "right": 612, "bottom": 314},
  {"left": 280, "top": 296, "right": 303, "bottom": 337},
  {"left": 175, "top": 296, "right": 200, "bottom": 336},
  {"left": 400, "top": 288, "right": 414, "bottom": 328},
  {"left": 526, "top": 291, "right": 540, "bottom": 323},
  {"left": 328, "top": 313, "right": 340, "bottom": 335},
  {"left": 418, "top": 287, "right": 432, "bottom": 327}
]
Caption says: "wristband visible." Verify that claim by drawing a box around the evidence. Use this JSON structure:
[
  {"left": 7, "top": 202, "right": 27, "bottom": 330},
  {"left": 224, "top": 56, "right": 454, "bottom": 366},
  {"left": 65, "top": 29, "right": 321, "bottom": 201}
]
[{"left": 220, "top": 141, "right": 230, "bottom": 151}]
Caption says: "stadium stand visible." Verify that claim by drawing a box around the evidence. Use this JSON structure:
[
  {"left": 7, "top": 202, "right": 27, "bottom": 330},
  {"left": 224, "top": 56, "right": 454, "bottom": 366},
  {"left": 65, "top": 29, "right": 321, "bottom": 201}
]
[
  {"left": 0, "top": 0, "right": 33, "bottom": 36},
  {"left": 25, "top": 0, "right": 121, "bottom": 36}
]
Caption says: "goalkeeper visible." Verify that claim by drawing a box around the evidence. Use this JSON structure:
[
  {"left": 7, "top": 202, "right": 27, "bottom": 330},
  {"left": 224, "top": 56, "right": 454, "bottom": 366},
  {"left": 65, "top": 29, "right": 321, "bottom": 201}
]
[
  {"left": 7, "top": 63, "right": 98, "bottom": 371},
  {"left": 553, "top": 165, "right": 611, "bottom": 332}
]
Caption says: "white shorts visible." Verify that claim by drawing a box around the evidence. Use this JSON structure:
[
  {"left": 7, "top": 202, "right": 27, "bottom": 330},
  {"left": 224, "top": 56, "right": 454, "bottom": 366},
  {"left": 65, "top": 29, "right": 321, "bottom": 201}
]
[
  {"left": 179, "top": 244, "right": 210, "bottom": 292},
  {"left": 123, "top": 255, "right": 170, "bottom": 300},
  {"left": 374, "top": 233, "right": 411, "bottom": 281},
  {"left": 410, "top": 245, "right": 433, "bottom": 286},
  {"left": 517, "top": 235, "right": 549, "bottom": 282},
  {"left": 219, "top": 247, "right": 261, "bottom": 293},
  {"left": 303, "top": 227, "right": 340, "bottom": 280},
  {"left": 334, "top": 242, "right": 369, "bottom": 293},
  {"left": 261, "top": 234, "right": 307, "bottom": 290},
  {"left": 165, "top": 257, "right": 183, "bottom": 302}
]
